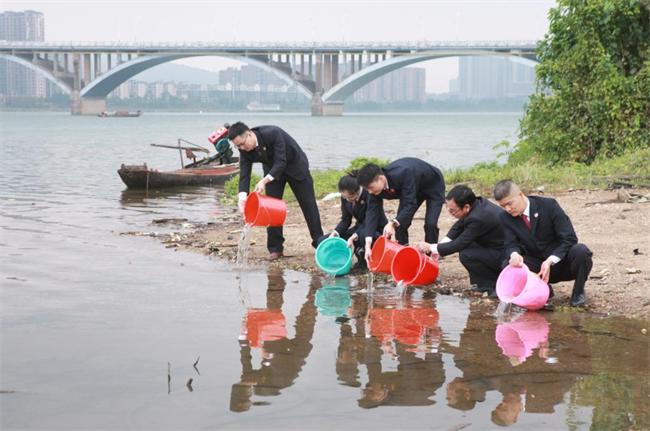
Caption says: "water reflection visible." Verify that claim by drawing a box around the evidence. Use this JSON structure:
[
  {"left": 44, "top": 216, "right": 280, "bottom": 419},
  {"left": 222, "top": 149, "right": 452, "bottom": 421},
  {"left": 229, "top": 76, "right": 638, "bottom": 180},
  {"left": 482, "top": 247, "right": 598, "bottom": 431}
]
[
  {"left": 230, "top": 269, "right": 320, "bottom": 412},
  {"left": 495, "top": 311, "right": 550, "bottom": 365},
  {"left": 225, "top": 269, "right": 648, "bottom": 427}
]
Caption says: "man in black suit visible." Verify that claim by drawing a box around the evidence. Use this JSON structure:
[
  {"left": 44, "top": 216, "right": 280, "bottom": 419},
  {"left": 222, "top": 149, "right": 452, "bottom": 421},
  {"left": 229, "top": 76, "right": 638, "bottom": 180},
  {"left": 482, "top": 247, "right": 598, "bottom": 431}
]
[
  {"left": 320, "top": 173, "right": 387, "bottom": 267},
  {"left": 493, "top": 180, "right": 593, "bottom": 307},
  {"left": 357, "top": 158, "right": 446, "bottom": 263},
  {"left": 229, "top": 122, "right": 323, "bottom": 260},
  {"left": 415, "top": 185, "right": 504, "bottom": 297}
]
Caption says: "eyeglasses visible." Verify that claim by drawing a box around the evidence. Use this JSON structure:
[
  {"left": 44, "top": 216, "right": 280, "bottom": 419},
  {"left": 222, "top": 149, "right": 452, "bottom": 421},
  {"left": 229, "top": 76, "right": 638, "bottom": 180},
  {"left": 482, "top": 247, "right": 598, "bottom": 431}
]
[
  {"left": 447, "top": 204, "right": 465, "bottom": 216},
  {"left": 231, "top": 132, "right": 248, "bottom": 149}
]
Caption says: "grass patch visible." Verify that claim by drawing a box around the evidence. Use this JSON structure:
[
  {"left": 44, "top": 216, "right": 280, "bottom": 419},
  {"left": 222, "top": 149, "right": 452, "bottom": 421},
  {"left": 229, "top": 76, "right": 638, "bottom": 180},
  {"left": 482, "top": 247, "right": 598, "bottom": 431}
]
[{"left": 223, "top": 150, "right": 649, "bottom": 202}]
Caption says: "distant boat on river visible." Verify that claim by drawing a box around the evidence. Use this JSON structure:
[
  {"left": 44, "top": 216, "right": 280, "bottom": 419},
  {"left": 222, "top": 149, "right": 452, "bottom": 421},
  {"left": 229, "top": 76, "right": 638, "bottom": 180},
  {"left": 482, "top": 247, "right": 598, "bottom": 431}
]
[
  {"left": 246, "top": 102, "right": 280, "bottom": 112},
  {"left": 98, "top": 110, "right": 142, "bottom": 118}
]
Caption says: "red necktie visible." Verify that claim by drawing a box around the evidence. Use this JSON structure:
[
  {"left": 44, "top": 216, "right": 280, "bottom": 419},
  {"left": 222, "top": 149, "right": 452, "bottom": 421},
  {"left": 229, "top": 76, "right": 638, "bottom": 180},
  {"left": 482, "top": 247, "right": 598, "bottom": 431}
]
[{"left": 522, "top": 214, "right": 531, "bottom": 230}]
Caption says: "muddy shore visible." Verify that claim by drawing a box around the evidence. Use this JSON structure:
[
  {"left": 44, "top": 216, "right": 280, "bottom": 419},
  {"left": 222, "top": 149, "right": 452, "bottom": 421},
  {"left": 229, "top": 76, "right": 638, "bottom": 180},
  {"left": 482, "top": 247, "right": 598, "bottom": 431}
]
[{"left": 136, "top": 188, "right": 650, "bottom": 320}]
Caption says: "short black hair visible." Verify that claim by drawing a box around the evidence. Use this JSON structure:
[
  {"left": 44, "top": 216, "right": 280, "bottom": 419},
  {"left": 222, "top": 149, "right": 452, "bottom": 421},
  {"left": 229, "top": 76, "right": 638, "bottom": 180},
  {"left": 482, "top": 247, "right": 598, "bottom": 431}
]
[
  {"left": 493, "top": 179, "right": 516, "bottom": 201},
  {"left": 227, "top": 121, "right": 249, "bottom": 140},
  {"left": 446, "top": 185, "right": 476, "bottom": 207},
  {"left": 357, "top": 163, "right": 383, "bottom": 187},
  {"left": 338, "top": 171, "right": 359, "bottom": 193}
]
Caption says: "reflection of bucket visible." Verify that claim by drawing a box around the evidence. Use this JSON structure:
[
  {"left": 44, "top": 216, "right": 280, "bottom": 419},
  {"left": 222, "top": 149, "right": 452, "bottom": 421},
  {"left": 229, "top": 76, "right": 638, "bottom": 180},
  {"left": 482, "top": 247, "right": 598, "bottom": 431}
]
[
  {"left": 245, "top": 309, "right": 287, "bottom": 348},
  {"left": 391, "top": 246, "right": 439, "bottom": 286},
  {"left": 244, "top": 192, "right": 287, "bottom": 227},
  {"left": 496, "top": 264, "right": 550, "bottom": 310},
  {"left": 370, "top": 308, "right": 440, "bottom": 345},
  {"left": 495, "top": 312, "right": 550, "bottom": 363},
  {"left": 315, "top": 283, "right": 352, "bottom": 317},
  {"left": 369, "top": 236, "right": 405, "bottom": 274},
  {"left": 315, "top": 237, "right": 353, "bottom": 276}
]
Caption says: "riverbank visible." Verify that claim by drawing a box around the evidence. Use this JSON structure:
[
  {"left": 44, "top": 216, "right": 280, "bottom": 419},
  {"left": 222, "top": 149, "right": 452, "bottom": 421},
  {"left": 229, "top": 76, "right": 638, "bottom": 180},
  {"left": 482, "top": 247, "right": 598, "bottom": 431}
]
[{"left": 141, "top": 188, "right": 650, "bottom": 320}]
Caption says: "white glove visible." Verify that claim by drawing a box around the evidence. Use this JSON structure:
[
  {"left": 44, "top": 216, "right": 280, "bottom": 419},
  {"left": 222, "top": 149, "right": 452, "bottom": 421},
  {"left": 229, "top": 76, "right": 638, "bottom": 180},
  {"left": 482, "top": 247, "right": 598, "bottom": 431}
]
[{"left": 238, "top": 192, "right": 247, "bottom": 214}]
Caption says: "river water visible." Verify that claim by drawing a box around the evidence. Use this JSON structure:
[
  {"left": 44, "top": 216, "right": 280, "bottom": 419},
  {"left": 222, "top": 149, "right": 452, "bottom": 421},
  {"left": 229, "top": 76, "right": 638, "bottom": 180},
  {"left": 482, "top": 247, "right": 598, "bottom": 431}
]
[{"left": 1, "top": 111, "right": 648, "bottom": 430}]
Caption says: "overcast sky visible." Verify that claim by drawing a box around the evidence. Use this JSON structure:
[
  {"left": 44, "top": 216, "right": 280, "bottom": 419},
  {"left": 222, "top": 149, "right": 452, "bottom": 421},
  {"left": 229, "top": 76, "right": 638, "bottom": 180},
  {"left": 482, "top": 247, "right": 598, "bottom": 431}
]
[{"left": 3, "top": 0, "right": 555, "bottom": 92}]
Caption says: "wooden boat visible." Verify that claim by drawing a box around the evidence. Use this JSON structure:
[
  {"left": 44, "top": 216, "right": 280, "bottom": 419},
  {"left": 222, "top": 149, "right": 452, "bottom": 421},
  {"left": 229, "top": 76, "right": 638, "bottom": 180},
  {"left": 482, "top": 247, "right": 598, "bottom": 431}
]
[
  {"left": 98, "top": 110, "right": 142, "bottom": 117},
  {"left": 118, "top": 159, "right": 239, "bottom": 189}
]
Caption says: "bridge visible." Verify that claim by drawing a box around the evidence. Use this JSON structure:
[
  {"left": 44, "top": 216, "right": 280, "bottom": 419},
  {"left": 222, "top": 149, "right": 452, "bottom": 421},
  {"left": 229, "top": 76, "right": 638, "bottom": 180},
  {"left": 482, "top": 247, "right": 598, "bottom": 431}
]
[{"left": 0, "top": 41, "right": 538, "bottom": 116}]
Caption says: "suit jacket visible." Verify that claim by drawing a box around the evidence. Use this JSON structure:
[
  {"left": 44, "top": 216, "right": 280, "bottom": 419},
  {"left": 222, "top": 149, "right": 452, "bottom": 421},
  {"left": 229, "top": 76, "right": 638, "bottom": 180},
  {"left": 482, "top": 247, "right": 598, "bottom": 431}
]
[
  {"left": 364, "top": 157, "right": 445, "bottom": 237},
  {"left": 437, "top": 197, "right": 504, "bottom": 256},
  {"left": 335, "top": 189, "right": 387, "bottom": 237},
  {"left": 499, "top": 195, "right": 577, "bottom": 261},
  {"left": 238, "top": 125, "right": 310, "bottom": 193}
]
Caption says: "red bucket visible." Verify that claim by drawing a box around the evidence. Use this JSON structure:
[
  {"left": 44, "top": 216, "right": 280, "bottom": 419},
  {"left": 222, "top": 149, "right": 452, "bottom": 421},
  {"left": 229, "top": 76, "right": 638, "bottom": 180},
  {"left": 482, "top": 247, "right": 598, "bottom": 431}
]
[
  {"left": 244, "top": 192, "right": 287, "bottom": 227},
  {"left": 369, "top": 236, "right": 405, "bottom": 274},
  {"left": 391, "top": 246, "right": 439, "bottom": 286}
]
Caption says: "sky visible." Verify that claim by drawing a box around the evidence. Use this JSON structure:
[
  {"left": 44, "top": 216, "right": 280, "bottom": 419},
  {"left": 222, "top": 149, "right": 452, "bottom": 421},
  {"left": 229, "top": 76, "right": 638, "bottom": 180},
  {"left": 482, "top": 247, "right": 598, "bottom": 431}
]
[{"left": 3, "top": 0, "right": 555, "bottom": 92}]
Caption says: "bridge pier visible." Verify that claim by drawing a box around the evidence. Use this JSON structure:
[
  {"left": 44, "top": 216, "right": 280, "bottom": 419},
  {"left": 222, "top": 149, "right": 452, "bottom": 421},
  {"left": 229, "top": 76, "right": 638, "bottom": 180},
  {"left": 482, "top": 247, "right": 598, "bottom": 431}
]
[
  {"left": 311, "top": 94, "right": 343, "bottom": 116},
  {"left": 71, "top": 92, "right": 106, "bottom": 115}
]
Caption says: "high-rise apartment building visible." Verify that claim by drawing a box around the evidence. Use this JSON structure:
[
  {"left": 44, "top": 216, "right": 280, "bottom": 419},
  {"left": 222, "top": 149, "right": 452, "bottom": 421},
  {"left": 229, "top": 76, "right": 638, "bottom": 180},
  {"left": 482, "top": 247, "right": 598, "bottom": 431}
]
[
  {"left": 455, "top": 56, "right": 535, "bottom": 100},
  {"left": 0, "top": 10, "right": 47, "bottom": 98}
]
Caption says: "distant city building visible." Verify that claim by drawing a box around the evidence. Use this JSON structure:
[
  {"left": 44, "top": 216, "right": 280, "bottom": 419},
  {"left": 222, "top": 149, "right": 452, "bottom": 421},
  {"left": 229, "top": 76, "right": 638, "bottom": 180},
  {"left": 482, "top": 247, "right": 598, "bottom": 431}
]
[
  {"left": 0, "top": 10, "right": 48, "bottom": 98},
  {"left": 453, "top": 56, "right": 535, "bottom": 99},
  {"left": 353, "top": 66, "right": 426, "bottom": 103}
]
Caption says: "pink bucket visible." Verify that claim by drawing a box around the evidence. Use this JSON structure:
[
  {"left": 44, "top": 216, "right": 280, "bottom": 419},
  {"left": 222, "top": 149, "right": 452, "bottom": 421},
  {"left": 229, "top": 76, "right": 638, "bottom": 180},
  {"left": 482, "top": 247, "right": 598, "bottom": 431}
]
[
  {"left": 495, "top": 312, "right": 550, "bottom": 364},
  {"left": 496, "top": 264, "right": 550, "bottom": 310}
]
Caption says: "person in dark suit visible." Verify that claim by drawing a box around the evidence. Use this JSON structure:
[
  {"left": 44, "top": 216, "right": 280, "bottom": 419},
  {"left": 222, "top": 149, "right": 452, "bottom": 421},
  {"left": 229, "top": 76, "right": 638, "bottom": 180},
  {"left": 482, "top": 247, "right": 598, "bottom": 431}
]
[
  {"left": 415, "top": 185, "right": 504, "bottom": 297},
  {"left": 320, "top": 173, "right": 388, "bottom": 268},
  {"left": 229, "top": 122, "right": 323, "bottom": 260},
  {"left": 357, "top": 158, "right": 446, "bottom": 263},
  {"left": 493, "top": 180, "right": 593, "bottom": 307}
]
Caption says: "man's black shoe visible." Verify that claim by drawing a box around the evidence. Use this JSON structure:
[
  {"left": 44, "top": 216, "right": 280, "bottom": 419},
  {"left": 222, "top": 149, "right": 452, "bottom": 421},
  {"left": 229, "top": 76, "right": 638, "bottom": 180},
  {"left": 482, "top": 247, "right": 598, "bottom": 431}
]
[
  {"left": 487, "top": 289, "right": 498, "bottom": 299},
  {"left": 570, "top": 293, "right": 586, "bottom": 307}
]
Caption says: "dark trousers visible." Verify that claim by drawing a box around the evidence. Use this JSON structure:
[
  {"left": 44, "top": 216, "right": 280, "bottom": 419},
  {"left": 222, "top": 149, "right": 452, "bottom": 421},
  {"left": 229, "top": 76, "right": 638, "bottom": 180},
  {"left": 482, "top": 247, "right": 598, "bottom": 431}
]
[
  {"left": 395, "top": 197, "right": 444, "bottom": 245},
  {"left": 459, "top": 246, "right": 503, "bottom": 289},
  {"left": 503, "top": 244, "right": 593, "bottom": 297},
  {"left": 265, "top": 173, "right": 323, "bottom": 253}
]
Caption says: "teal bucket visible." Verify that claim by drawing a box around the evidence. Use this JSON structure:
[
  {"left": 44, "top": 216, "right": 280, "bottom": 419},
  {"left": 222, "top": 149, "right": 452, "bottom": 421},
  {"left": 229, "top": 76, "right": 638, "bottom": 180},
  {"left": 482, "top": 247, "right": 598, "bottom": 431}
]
[
  {"left": 315, "top": 283, "right": 352, "bottom": 317},
  {"left": 315, "top": 237, "right": 353, "bottom": 276}
]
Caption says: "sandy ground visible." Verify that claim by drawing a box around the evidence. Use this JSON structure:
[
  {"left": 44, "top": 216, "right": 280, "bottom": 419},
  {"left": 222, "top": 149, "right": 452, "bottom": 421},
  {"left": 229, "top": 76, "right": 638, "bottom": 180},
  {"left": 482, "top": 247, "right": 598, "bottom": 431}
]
[{"left": 143, "top": 188, "right": 650, "bottom": 320}]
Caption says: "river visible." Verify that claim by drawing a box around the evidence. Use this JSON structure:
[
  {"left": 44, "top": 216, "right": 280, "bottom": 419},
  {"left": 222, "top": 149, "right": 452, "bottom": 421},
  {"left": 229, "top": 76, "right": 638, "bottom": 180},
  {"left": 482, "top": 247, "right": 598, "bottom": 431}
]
[{"left": 1, "top": 111, "right": 648, "bottom": 430}]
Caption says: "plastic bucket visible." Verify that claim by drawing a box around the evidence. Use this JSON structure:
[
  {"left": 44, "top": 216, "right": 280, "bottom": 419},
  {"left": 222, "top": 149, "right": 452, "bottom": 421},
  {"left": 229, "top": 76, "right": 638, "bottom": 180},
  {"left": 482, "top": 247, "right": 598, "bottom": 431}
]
[
  {"left": 315, "top": 237, "right": 353, "bottom": 276},
  {"left": 496, "top": 264, "right": 550, "bottom": 310},
  {"left": 495, "top": 312, "right": 550, "bottom": 363},
  {"left": 369, "top": 236, "right": 405, "bottom": 274},
  {"left": 245, "top": 309, "right": 287, "bottom": 348},
  {"left": 391, "top": 246, "right": 439, "bottom": 286},
  {"left": 244, "top": 192, "right": 287, "bottom": 227}
]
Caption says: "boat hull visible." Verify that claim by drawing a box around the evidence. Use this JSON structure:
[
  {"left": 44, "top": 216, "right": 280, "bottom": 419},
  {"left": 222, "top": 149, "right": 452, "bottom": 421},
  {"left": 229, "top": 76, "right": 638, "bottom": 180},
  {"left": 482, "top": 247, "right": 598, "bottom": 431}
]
[{"left": 118, "top": 163, "right": 239, "bottom": 189}]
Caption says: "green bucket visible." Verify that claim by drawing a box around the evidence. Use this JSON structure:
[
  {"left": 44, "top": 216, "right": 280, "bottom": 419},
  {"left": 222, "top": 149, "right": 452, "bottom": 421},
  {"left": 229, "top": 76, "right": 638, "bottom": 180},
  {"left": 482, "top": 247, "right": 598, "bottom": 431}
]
[{"left": 315, "top": 237, "right": 353, "bottom": 276}]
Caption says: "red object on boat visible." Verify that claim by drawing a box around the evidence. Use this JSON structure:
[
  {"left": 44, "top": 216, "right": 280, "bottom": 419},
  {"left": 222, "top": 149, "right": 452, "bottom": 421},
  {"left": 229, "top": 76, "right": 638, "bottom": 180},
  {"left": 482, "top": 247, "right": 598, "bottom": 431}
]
[{"left": 208, "top": 126, "right": 229, "bottom": 145}]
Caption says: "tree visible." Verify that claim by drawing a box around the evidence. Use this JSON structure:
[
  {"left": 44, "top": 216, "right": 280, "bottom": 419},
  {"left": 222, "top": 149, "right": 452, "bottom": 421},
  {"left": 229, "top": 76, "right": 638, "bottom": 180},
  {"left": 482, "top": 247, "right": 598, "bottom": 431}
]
[{"left": 518, "top": 0, "right": 650, "bottom": 165}]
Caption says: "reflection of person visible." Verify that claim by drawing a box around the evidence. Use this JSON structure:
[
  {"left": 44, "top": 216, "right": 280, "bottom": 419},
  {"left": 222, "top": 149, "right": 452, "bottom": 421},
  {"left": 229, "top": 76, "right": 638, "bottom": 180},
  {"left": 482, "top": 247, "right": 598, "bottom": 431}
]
[
  {"left": 229, "top": 122, "right": 323, "bottom": 260},
  {"left": 230, "top": 270, "right": 321, "bottom": 412},
  {"left": 320, "top": 173, "right": 387, "bottom": 268},
  {"left": 493, "top": 180, "right": 593, "bottom": 306},
  {"left": 334, "top": 291, "right": 445, "bottom": 409},
  {"left": 416, "top": 185, "right": 504, "bottom": 297},
  {"left": 445, "top": 304, "right": 592, "bottom": 424},
  {"left": 357, "top": 158, "right": 445, "bottom": 263},
  {"left": 491, "top": 391, "right": 524, "bottom": 426}
]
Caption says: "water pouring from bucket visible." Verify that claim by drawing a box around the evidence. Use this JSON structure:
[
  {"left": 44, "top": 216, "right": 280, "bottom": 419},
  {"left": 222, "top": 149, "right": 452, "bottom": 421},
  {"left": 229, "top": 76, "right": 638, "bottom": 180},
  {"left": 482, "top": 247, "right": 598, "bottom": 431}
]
[{"left": 496, "top": 264, "right": 550, "bottom": 311}]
